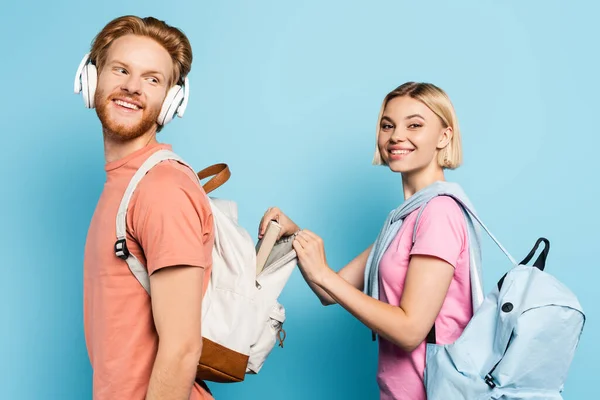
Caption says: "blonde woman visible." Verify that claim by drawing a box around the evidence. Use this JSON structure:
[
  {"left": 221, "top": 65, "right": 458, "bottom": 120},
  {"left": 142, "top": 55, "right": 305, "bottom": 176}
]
[{"left": 259, "top": 82, "right": 484, "bottom": 400}]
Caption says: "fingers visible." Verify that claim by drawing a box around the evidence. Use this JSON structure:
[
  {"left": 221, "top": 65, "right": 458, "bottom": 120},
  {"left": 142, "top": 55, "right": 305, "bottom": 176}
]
[
  {"left": 267, "top": 207, "right": 280, "bottom": 220},
  {"left": 259, "top": 207, "right": 273, "bottom": 234},
  {"left": 296, "top": 230, "right": 323, "bottom": 247},
  {"left": 294, "top": 232, "right": 308, "bottom": 247},
  {"left": 292, "top": 237, "right": 309, "bottom": 262},
  {"left": 299, "top": 229, "right": 322, "bottom": 243},
  {"left": 293, "top": 230, "right": 324, "bottom": 253},
  {"left": 292, "top": 230, "right": 309, "bottom": 254},
  {"left": 292, "top": 237, "right": 303, "bottom": 252},
  {"left": 259, "top": 207, "right": 279, "bottom": 237}
]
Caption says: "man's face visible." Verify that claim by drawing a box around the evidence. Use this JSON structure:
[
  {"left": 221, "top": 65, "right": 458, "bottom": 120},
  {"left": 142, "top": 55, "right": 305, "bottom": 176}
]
[{"left": 94, "top": 34, "right": 174, "bottom": 142}]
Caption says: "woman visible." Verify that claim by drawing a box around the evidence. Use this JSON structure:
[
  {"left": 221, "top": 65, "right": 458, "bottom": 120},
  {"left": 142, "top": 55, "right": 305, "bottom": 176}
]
[{"left": 258, "top": 82, "right": 482, "bottom": 400}]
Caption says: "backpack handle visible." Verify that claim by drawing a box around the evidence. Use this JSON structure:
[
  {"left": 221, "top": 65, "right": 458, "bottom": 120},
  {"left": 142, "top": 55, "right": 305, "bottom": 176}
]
[
  {"left": 518, "top": 237, "right": 550, "bottom": 271},
  {"left": 197, "top": 163, "right": 230, "bottom": 194}
]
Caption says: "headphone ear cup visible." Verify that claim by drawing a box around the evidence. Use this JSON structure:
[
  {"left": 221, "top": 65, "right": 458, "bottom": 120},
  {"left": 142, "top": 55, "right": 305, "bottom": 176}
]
[
  {"left": 158, "top": 85, "right": 184, "bottom": 126},
  {"left": 81, "top": 63, "right": 98, "bottom": 108}
]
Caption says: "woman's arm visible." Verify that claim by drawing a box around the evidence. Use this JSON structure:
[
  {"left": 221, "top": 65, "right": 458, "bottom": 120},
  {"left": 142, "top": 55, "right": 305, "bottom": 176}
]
[
  {"left": 300, "top": 244, "right": 373, "bottom": 306},
  {"left": 257, "top": 206, "right": 372, "bottom": 306},
  {"left": 294, "top": 196, "right": 467, "bottom": 351},
  {"left": 294, "top": 229, "right": 454, "bottom": 352}
]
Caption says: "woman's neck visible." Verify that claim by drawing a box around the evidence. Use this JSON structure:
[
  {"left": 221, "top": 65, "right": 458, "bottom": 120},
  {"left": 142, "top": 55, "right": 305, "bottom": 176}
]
[{"left": 402, "top": 164, "right": 446, "bottom": 200}]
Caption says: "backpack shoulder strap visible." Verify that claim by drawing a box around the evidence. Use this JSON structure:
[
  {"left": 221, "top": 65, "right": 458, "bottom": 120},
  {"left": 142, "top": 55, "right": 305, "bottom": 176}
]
[
  {"left": 114, "top": 149, "right": 192, "bottom": 295},
  {"left": 411, "top": 194, "right": 516, "bottom": 265}
]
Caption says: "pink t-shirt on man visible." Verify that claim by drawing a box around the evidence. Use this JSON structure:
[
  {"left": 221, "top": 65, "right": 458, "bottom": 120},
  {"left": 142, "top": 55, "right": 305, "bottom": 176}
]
[
  {"left": 83, "top": 143, "right": 214, "bottom": 400},
  {"left": 376, "top": 196, "right": 473, "bottom": 400}
]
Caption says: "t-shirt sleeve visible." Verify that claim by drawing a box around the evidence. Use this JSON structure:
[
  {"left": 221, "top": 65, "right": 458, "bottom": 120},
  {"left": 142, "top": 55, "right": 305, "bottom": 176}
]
[
  {"left": 409, "top": 196, "right": 467, "bottom": 269},
  {"left": 130, "top": 163, "right": 213, "bottom": 275}
]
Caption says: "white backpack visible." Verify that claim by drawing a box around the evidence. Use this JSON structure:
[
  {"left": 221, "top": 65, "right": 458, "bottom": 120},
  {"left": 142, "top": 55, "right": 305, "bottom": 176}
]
[{"left": 113, "top": 149, "right": 298, "bottom": 383}]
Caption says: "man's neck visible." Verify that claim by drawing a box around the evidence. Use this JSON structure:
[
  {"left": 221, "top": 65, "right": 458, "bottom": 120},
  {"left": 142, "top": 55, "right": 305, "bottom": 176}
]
[{"left": 103, "top": 130, "right": 159, "bottom": 164}]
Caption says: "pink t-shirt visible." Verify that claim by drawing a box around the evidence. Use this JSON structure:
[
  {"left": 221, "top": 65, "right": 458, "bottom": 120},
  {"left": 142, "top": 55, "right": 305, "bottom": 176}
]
[
  {"left": 83, "top": 143, "right": 214, "bottom": 400},
  {"left": 376, "top": 196, "right": 473, "bottom": 400}
]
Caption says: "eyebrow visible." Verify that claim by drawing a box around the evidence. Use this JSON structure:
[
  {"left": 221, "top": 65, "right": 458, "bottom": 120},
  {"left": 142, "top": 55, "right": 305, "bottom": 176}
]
[
  {"left": 109, "top": 60, "right": 166, "bottom": 80},
  {"left": 405, "top": 114, "right": 425, "bottom": 120},
  {"left": 381, "top": 114, "right": 425, "bottom": 124}
]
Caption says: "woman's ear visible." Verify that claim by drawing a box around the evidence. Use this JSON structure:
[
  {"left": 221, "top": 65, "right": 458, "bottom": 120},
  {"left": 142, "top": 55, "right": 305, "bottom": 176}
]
[{"left": 437, "top": 127, "right": 453, "bottom": 149}]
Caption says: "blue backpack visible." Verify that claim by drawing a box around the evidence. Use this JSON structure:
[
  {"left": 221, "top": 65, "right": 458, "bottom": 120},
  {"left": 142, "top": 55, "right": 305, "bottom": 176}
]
[{"left": 423, "top": 212, "right": 586, "bottom": 399}]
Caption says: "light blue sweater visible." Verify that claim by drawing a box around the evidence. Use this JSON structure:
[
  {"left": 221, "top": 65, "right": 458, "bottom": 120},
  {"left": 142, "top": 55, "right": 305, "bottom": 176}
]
[{"left": 363, "top": 181, "right": 514, "bottom": 313}]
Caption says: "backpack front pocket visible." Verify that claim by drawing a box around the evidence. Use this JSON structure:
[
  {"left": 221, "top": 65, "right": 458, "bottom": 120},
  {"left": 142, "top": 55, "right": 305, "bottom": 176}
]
[{"left": 246, "top": 302, "right": 286, "bottom": 374}]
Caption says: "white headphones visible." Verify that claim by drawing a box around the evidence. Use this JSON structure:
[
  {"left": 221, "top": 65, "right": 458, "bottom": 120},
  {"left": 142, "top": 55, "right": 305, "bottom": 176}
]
[{"left": 74, "top": 53, "right": 189, "bottom": 126}]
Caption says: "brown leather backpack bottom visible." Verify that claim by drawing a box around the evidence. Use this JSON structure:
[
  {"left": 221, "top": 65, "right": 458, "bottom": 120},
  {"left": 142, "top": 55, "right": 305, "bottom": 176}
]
[{"left": 196, "top": 337, "right": 249, "bottom": 383}]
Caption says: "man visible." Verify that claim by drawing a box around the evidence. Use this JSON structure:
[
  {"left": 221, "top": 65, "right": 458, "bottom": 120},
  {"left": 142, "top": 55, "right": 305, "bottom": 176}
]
[{"left": 79, "top": 15, "right": 214, "bottom": 400}]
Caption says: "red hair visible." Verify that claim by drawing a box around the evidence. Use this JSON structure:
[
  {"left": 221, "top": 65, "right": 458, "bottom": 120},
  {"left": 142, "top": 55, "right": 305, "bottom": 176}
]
[{"left": 89, "top": 15, "right": 192, "bottom": 87}]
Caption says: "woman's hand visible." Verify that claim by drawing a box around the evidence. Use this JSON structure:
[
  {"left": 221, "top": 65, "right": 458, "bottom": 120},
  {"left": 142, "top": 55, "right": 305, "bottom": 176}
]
[
  {"left": 293, "top": 230, "right": 332, "bottom": 285},
  {"left": 258, "top": 207, "right": 300, "bottom": 240}
]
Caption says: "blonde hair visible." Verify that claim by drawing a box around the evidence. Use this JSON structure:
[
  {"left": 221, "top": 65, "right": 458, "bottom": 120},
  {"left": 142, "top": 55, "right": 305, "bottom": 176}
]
[
  {"left": 89, "top": 15, "right": 192, "bottom": 88},
  {"left": 372, "top": 82, "right": 463, "bottom": 169}
]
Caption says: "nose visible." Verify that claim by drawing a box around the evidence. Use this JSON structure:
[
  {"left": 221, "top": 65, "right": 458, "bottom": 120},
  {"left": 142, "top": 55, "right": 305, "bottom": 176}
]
[
  {"left": 121, "top": 74, "right": 142, "bottom": 96},
  {"left": 390, "top": 128, "right": 407, "bottom": 143}
]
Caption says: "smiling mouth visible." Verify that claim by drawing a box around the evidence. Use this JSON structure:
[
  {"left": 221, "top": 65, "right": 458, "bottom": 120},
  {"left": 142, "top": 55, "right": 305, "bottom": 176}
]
[
  {"left": 390, "top": 149, "right": 414, "bottom": 155},
  {"left": 113, "top": 99, "right": 141, "bottom": 111}
]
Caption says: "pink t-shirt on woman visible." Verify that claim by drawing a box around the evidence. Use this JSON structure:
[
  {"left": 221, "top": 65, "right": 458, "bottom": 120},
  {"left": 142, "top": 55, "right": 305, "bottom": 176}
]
[{"left": 376, "top": 196, "right": 473, "bottom": 400}]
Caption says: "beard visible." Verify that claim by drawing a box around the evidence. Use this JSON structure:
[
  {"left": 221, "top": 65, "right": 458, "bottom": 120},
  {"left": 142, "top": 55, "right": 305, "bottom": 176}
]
[{"left": 94, "top": 87, "right": 161, "bottom": 142}]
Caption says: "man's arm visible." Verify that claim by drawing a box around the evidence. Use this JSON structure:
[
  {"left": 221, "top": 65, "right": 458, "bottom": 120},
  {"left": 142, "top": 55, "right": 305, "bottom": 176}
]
[
  {"left": 145, "top": 264, "right": 204, "bottom": 400},
  {"left": 131, "top": 163, "right": 214, "bottom": 399}
]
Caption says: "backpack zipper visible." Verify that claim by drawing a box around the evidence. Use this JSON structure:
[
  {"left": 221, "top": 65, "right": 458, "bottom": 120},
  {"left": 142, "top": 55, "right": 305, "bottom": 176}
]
[
  {"left": 255, "top": 232, "right": 299, "bottom": 285},
  {"left": 256, "top": 250, "right": 296, "bottom": 281}
]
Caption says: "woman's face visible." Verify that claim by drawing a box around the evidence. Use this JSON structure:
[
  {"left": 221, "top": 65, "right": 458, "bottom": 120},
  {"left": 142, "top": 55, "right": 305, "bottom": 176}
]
[{"left": 377, "top": 96, "right": 452, "bottom": 175}]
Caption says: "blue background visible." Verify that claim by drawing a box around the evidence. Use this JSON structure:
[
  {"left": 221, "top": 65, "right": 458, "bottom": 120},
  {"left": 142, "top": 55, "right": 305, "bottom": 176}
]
[{"left": 1, "top": 0, "right": 598, "bottom": 398}]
